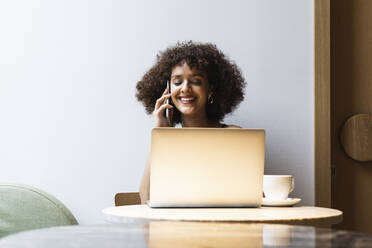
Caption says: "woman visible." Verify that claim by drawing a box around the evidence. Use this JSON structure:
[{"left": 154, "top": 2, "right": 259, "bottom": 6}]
[{"left": 136, "top": 41, "right": 246, "bottom": 203}]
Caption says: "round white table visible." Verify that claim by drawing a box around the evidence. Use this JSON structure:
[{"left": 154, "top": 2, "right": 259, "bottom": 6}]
[{"left": 103, "top": 205, "right": 343, "bottom": 227}]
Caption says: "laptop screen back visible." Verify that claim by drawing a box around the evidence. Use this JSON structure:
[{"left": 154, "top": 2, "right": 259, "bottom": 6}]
[{"left": 149, "top": 128, "right": 265, "bottom": 207}]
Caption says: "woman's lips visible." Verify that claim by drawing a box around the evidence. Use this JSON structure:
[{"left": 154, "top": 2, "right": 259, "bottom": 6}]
[{"left": 178, "top": 96, "right": 196, "bottom": 104}]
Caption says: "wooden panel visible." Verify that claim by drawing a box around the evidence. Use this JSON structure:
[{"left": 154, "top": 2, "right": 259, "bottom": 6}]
[
  {"left": 332, "top": 0, "right": 372, "bottom": 233},
  {"left": 314, "top": 0, "right": 331, "bottom": 208}
]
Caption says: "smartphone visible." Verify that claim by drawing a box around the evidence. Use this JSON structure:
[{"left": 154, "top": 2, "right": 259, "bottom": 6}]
[{"left": 165, "top": 80, "right": 172, "bottom": 121}]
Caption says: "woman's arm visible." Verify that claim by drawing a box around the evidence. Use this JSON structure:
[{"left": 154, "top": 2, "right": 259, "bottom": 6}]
[
  {"left": 139, "top": 87, "right": 173, "bottom": 204},
  {"left": 139, "top": 156, "right": 151, "bottom": 204}
]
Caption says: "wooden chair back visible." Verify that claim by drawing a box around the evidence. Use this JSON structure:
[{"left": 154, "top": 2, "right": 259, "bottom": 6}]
[{"left": 114, "top": 192, "right": 141, "bottom": 206}]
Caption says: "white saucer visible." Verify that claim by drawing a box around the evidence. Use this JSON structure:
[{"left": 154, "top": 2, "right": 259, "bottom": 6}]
[{"left": 262, "top": 197, "right": 301, "bottom": 207}]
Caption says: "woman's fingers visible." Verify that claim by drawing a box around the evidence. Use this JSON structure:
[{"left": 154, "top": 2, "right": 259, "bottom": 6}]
[
  {"left": 155, "top": 93, "right": 171, "bottom": 110},
  {"left": 163, "top": 87, "right": 168, "bottom": 94},
  {"left": 152, "top": 87, "right": 174, "bottom": 127},
  {"left": 155, "top": 103, "right": 173, "bottom": 116}
]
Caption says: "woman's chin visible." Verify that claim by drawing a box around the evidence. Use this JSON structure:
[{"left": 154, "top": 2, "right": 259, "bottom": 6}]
[
  {"left": 177, "top": 107, "right": 197, "bottom": 116},
  {"left": 175, "top": 103, "right": 206, "bottom": 117}
]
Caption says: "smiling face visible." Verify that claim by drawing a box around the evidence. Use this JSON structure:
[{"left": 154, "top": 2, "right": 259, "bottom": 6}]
[{"left": 170, "top": 62, "right": 211, "bottom": 119}]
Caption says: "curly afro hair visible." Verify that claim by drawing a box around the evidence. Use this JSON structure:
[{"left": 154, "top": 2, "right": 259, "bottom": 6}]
[{"left": 135, "top": 41, "right": 246, "bottom": 124}]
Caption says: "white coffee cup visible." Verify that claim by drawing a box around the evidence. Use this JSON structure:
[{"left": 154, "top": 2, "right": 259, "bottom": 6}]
[{"left": 263, "top": 175, "right": 294, "bottom": 200}]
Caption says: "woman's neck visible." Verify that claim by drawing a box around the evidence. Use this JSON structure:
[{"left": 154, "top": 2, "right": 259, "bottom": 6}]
[{"left": 181, "top": 114, "right": 220, "bottom": 128}]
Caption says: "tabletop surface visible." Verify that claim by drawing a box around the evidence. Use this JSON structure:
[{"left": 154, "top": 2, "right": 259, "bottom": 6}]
[
  {"left": 103, "top": 205, "right": 343, "bottom": 227},
  {"left": 0, "top": 222, "right": 371, "bottom": 248}
]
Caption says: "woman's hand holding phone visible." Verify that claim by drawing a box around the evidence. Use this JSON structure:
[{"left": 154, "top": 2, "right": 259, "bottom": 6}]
[{"left": 152, "top": 86, "right": 173, "bottom": 127}]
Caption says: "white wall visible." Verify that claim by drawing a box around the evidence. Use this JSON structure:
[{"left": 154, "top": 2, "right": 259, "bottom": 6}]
[{"left": 0, "top": 0, "right": 314, "bottom": 224}]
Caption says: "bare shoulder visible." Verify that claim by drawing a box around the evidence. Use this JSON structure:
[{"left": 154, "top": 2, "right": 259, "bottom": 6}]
[{"left": 225, "top": 124, "right": 242, "bottom": 129}]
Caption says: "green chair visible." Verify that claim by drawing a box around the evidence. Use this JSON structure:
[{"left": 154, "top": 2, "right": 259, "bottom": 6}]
[{"left": 0, "top": 183, "right": 78, "bottom": 238}]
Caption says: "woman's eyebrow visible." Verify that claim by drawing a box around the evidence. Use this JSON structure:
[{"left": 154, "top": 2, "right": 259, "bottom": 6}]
[
  {"left": 171, "top": 73, "right": 205, "bottom": 78},
  {"left": 171, "top": 75, "right": 182, "bottom": 79},
  {"left": 191, "top": 73, "right": 204, "bottom": 77}
]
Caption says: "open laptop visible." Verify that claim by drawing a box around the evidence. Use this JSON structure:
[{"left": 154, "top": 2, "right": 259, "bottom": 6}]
[{"left": 148, "top": 128, "right": 265, "bottom": 208}]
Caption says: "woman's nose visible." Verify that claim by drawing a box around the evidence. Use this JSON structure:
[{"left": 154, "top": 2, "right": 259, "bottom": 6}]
[{"left": 181, "top": 80, "right": 191, "bottom": 93}]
